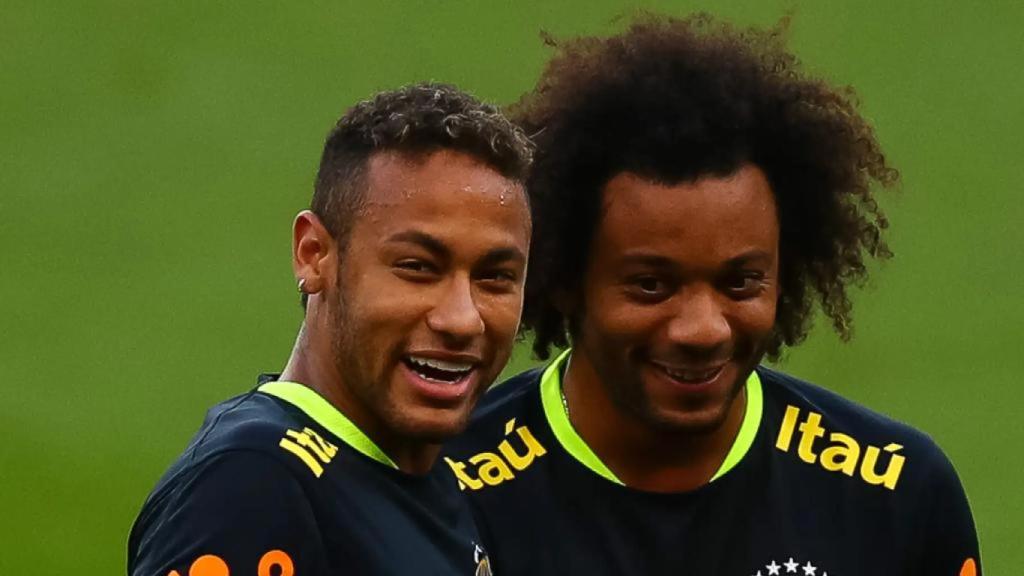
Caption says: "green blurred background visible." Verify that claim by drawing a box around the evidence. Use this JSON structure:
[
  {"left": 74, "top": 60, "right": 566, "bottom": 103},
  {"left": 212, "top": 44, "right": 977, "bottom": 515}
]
[{"left": 2, "top": 0, "right": 1021, "bottom": 573}]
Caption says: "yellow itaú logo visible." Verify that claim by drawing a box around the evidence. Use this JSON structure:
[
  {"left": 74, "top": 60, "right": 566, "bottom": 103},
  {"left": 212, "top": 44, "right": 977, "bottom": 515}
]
[
  {"left": 278, "top": 427, "right": 338, "bottom": 478},
  {"left": 446, "top": 419, "right": 547, "bottom": 490},
  {"left": 775, "top": 405, "right": 906, "bottom": 490}
]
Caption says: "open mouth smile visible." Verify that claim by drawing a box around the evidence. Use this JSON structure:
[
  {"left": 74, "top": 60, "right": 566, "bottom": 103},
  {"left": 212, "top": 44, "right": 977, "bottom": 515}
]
[{"left": 404, "top": 355, "right": 475, "bottom": 384}]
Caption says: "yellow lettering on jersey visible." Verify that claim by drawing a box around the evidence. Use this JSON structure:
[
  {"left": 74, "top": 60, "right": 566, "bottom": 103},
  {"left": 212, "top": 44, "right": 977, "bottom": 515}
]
[
  {"left": 820, "top": 432, "right": 859, "bottom": 476},
  {"left": 797, "top": 412, "right": 826, "bottom": 464},
  {"left": 447, "top": 419, "right": 547, "bottom": 491},
  {"left": 775, "top": 405, "right": 800, "bottom": 451},
  {"left": 774, "top": 405, "right": 906, "bottom": 490},
  {"left": 280, "top": 438, "right": 324, "bottom": 477},
  {"left": 279, "top": 427, "right": 337, "bottom": 478},
  {"left": 303, "top": 427, "right": 338, "bottom": 459},
  {"left": 445, "top": 457, "right": 484, "bottom": 491},
  {"left": 498, "top": 418, "right": 547, "bottom": 470},
  {"left": 470, "top": 452, "right": 515, "bottom": 485},
  {"left": 285, "top": 428, "right": 337, "bottom": 463},
  {"left": 860, "top": 442, "right": 905, "bottom": 490}
]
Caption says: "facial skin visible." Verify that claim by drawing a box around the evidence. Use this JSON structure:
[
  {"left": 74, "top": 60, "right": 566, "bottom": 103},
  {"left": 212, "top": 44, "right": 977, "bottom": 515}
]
[
  {"left": 286, "top": 149, "right": 530, "bottom": 473},
  {"left": 563, "top": 163, "right": 778, "bottom": 489}
]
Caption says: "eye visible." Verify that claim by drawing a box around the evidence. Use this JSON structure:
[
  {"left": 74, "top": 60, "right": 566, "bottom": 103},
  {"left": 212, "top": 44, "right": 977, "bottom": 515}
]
[
  {"left": 722, "top": 272, "right": 767, "bottom": 298},
  {"left": 393, "top": 259, "right": 439, "bottom": 281},
  {"left": 637, "top": 278, "right": 661, "bottom": 292},
  {"left": 477, "top": 268, "right": 520, "bottom": 293},
  {"left": 624, "top": 275, "right": 672, "bottom": 302}
]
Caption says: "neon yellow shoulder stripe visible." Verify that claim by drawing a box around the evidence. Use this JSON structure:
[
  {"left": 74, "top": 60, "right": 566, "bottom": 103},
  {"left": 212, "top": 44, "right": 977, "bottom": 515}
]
[
  {"left": 539, "top": 349, "right": 763, "bottom": 486},
  {"left": 540, "top": 350, "right": 624, "bottom": 484},
  {"left": 258, "top": 380, "right": 398, "bottom": 469},
  {"left": 710, "top": 369, "right": 762, "bottom": 481}
]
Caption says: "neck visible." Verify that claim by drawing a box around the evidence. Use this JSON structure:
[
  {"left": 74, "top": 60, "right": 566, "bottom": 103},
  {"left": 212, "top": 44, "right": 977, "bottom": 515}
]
[
  {"left": 561, "top": 352, "right": 747, "bottom": 492},
  {"left": 280, "top": 322, "right": 440, "bottom": 475}
]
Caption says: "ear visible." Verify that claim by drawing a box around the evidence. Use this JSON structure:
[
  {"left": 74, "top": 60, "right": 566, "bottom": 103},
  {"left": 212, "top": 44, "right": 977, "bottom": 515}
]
[{"left": 293, "top": 210, "right": 335, "bottom": 299}]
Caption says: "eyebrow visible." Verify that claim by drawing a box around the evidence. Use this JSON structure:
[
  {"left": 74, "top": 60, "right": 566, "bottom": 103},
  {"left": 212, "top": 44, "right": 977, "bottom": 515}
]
[
  {"left": 384, "top": 230, "right": 526, "bottom": 265},
  {"left": 477, "top": 246, "right": 527, "bottom": 268},
  {"left": 724, "top": 250, "right": 774, "bottom": 267},
  {"left": 616, "top": 253, "right": 677, "bottom": 268},
  {"left": 385, "top": 231, "right": 451, "bottom": 260},
  {"left": 617, "top": 249, "right": 774, "bottom": 269}
]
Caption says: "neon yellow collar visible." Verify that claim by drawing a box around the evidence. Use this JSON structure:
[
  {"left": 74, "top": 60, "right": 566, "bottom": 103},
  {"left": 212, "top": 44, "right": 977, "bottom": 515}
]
[
  {"left": 539, "top": 349, "right": 763, "bottom": 485},
  {"left": 259, "top": 380, "right": 399, "bottom": 469}
]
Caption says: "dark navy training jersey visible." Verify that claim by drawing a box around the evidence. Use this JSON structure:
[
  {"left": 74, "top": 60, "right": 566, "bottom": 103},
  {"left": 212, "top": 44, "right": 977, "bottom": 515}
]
[
  {"left": 444, "top": 350, "right": 981, "bottom": 576},
  {"left": 129, "top": 378, "right": 492, "bottom": 576}
]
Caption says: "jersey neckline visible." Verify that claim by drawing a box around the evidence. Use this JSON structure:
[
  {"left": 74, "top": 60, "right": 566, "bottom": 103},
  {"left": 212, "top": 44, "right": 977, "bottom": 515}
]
[
  {"left": 538, "top": 348, "right": 763, "bottom": 486},
  {"left": 258, "top": 380, "right": 399, "bottom": 470}
]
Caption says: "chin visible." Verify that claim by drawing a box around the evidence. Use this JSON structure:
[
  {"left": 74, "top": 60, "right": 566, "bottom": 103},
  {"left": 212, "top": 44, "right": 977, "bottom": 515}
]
[
  {"left": 646, "top": 407, "right": 732, "bottom": 435},
  {"left": 638, "top": 384, "right": 744, "bottom": 433},
  {"left": 393, "top": 409, "right": 472, "bottom": 443},
  {"left": 659, "top": 409, "right": 733, "bottom": 432}
]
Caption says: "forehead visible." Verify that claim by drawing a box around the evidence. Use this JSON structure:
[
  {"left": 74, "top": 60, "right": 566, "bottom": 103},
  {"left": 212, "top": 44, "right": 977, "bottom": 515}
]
[
  {"left": 596, "top": 165, "right": 778, "bottom": 263},
  {"left": 353, "top": 149, "right": 530, "bottom": 244}
]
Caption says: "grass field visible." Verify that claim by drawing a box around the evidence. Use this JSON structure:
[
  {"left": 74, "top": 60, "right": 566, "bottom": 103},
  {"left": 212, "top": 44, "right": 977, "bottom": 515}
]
[{"left": 2, "top": 0, "right": 1021, "bottom": 573}]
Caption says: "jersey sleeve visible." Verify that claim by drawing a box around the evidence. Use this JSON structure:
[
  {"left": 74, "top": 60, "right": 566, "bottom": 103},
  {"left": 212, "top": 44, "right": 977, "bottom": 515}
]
[
  {"left": 129, "top": 450, "right": 329, "bottom": 576},
  {"left": 920, "top": 446, "right": 982, "bottom": 576}
]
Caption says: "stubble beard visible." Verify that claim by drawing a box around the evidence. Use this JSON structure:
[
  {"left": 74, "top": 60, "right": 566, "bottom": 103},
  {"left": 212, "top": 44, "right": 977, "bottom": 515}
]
[
  {"left": 591, "top": 347, "right": 747, "bottom": 437},
  {"left": 328, "top": 279, "right": 394, "bottom": 434},
  {"left": 327, "top": 276, "right": 448, "bottom": 444}
]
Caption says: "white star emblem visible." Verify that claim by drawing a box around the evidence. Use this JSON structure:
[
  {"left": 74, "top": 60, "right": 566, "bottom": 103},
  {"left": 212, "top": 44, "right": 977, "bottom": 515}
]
[
  {"left": 802, "top": 561, "right": 817, "bottom": 575},
  {"left": 752, "top": 571, "right": 763, "bottom": 576},
  {"left": 784, "top": 558, "right": 799, "bottom": 573},
  {"left": 766, "top": 560, "right": 781, "bottom": 575}
]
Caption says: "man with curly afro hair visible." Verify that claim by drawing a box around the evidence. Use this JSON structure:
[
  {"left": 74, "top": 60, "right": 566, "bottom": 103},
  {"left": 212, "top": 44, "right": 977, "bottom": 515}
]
[
  {"left": 444, "top": 14, "right": 981, "bottom": 576},
  {"left": 129, "top": 83, "right": 531, "bottom": 576}
]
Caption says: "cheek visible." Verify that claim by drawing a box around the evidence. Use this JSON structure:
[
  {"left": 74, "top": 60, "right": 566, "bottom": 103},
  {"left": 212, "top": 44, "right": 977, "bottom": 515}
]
[
  {"left": 344, "top": 285, "right": 428, "bottom": 343},
  {"left": 733, "top": 296, "right": 778, "bottom": 341},
  {"left": 580, "top": 296, "right": 658, "bottom": 350},
  {"left": 477, "top": 295, "right": 524, "bottom": 343}
]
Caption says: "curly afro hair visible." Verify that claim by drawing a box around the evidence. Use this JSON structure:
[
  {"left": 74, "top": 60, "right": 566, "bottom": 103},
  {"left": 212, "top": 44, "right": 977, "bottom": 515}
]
[{"left": 515, "top": 13, "right": 898, "bottom": 360}]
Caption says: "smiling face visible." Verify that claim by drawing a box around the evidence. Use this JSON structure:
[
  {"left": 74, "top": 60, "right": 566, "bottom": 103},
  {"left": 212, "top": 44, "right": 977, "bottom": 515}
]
[
  {"left": 325, "top": 149, "right": 530, "bottom": 446},
  {"left": 571, "top": 164, "right": 779, "bottom": 434}
]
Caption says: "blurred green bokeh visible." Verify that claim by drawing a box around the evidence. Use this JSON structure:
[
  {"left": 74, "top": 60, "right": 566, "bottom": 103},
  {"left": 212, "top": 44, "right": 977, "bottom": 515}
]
[{"left": 2, "top": 1, "right": 1021, "bottom": 573}]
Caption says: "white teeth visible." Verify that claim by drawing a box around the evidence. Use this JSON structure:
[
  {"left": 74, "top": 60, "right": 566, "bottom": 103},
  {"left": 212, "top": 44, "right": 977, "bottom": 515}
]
[
  {"left": 407, "top": 356, "right": 474, "bottom": 373},
  {"left": 663, "top": 366, "right": 721, "bottom": 382}
]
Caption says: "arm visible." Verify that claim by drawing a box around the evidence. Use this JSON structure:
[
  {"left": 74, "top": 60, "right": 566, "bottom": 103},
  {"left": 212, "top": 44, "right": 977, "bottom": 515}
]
[{"left": 920, "top": 447, "right": 981, "bottom": 576}]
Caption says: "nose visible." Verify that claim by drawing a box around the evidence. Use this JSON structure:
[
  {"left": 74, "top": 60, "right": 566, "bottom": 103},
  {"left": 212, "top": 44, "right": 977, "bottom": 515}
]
[
  {"left": 425, "top": 275, "right": 485, "bottom": 343},
  {"left": 666, "top": 286, "right": 732, "bottom": 353}
]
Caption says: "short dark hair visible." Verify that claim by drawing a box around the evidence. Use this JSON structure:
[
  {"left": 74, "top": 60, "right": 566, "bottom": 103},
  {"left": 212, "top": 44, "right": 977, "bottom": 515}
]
[
  {"left": 304, "top": 82, "right": 534, "bottom": 306},
  {"left": 516, "top": 13, "right": 898, "bottom": 360}
]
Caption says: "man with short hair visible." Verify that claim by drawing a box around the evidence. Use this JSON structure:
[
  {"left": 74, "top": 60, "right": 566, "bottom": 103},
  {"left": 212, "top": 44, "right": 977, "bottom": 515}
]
[
  {"left": 128, "top": 83, "right": 532, "bottom": 576},
  {"left": 445, "top": 15, "right": 981, "bottom": 576}
]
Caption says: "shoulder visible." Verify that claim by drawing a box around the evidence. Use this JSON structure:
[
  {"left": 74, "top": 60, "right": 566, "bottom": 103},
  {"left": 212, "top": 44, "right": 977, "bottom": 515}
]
[
  {"left": 757, "top": 369, "right": 981, "bottom": 569},
  {"left": 183, "top": 391, "right": 308, "bottom": 460},
  {"left": 135, "top": 392, "right": 325, "bottom": 527},
  {"left": 442, "top": 367, "right": 554, "bottom": 494},
  {"left": 474, "top": 368, "right": 545, "bottom": 419},
  {"left": 759, "top": 367, "right": 936, "bottom": 448},
  {"left": 128, "top": 450, "right": 324, "bottom": 576},
  {"left": 757, "top": 366, "right": 954, "bottom": 487},
  {"left": 449, "top": 368, "right": 545, "bottom": 454},
  {"left": 129, "top": 389, "right": 336, "bottom": 575}
]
